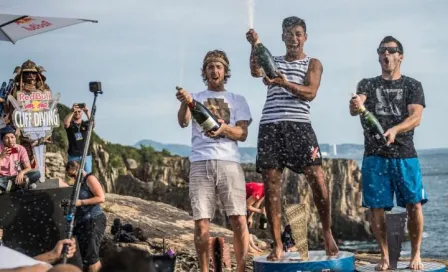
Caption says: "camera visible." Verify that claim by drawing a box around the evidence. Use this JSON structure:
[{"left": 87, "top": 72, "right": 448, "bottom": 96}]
[
  {"left": 89, "top": 82, "right": 102, "bottom": 94},
  {"left": 77, "top": 103, "right": 86, "bottom": 109},
  {"left": 60, "top": 198, "right": 71, "bottom": 215}
]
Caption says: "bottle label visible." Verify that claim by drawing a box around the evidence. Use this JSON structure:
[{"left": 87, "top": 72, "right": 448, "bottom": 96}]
[{"left": 200, "top": 116, "right": 217, "bottom": 132}]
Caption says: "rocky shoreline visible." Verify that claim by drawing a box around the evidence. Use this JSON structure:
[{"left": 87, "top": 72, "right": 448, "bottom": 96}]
[{"left": 99, "top": 194, "right": 447, "bottom": 271}]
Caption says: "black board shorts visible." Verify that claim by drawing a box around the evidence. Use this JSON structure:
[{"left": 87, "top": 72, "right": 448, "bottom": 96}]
[{"left": 256, "top": 121, "right": 322, "bottom": 174}]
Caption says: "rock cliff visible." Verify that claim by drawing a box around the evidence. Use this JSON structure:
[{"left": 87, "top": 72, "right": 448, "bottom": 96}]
[
  {"left": 46, "top": 146, "right": 371, "bottom": 247},
  {"left": 44, "top": 103, "right": 371, "bottom": 247},
  {"left": 99, "top": 193, "right": 448, "bottom": 272}
]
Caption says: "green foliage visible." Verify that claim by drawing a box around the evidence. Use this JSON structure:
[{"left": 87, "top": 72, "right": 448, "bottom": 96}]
[{"left": 161, "top": 148, "right": 171, "bottom": 156}]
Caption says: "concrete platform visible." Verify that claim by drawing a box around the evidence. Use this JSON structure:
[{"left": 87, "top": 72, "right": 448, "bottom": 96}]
[{"left": 357, "top": 261, "right": 446, "bottom": 272}]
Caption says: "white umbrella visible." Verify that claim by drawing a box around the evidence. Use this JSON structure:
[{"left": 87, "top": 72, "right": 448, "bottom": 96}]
[{"left": 0, "top": 13, "right": 97, "bottom": 44}]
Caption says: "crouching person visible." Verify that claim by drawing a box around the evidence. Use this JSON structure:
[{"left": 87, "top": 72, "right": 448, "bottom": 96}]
[{"left": 0, "top": 126, "right": 40, "bottom": 194}]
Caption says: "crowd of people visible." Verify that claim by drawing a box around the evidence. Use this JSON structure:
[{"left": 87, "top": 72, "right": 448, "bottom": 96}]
[
  {"left": 0, "top": 60, "right": 106, "bottom": 271},
  {"left": 0, "top": 14, "right": 428, "bottom": 272},
  {"left": 176, "top": 16, "right": 427, "bottom": 271}
]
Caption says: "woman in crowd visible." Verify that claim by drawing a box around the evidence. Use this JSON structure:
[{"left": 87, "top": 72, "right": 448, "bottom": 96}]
[{"left": 66, "top": 160, "right": 106, "bottom": 272}]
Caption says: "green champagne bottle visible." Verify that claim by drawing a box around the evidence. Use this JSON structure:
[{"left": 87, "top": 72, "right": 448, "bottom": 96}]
[
  {"left": 259, "top": 214, "right": 268, "bottom": 230},
  {"left": 353, "top": 97, "right": 388, "bottom": 144},
  {"left": 176, "top": 86, "right": 221, "bottom": 132},
  {"left": 253, "top": 42, "right": 278, "bottom": 79}
]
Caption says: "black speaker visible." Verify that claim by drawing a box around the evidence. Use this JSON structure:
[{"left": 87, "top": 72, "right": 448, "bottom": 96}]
[{"left": 0, "top": 187, "right": 82, "bottom": 268}]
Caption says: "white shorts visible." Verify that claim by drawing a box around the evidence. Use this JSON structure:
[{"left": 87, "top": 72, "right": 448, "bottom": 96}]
[{"left": 189, "top": 160, "right": 247, "bottom": 221}]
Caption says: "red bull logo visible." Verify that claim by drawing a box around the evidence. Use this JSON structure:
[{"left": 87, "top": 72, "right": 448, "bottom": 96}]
[
  {"left": 23, "top": 101, "right": 49, "bottom": 112},
  {"left": 14, "top": 17, "right": 53, "bottom": 32},
  {"left": 14, "top": 17, "right": 34, "bottom": 25},
  {"left": 37, "top": 102, "right": 49, "bottom": 110},
  {"left": 23, "top": 103, "right": 34, "bottom": 110}
]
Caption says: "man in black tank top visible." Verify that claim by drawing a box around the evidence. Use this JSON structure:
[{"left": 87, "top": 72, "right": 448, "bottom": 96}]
[
  {"left": 246, "top": 16, "right": 339, "bottom": 260},
  {"left": 350, "top": 36, "right": 426, "bottom": 271}
]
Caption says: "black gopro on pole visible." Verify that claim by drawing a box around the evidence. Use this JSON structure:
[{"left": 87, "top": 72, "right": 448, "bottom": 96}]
[{"left": 61, "top": 81, "right": 103, "bottom": 263}]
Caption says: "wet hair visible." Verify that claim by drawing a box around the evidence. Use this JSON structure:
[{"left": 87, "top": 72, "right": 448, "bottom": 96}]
[
  {"left": 379, "top": 36, "right": 403, "bottom": 54},
  {"left": 66, "top": 160, "right": 80, "bottom": 172},
  {"left": 201, "top": 50, "right": 231, "bottom": 85},
  {"left": 282, "top": 16, "right": 307, "bottom": 33}
]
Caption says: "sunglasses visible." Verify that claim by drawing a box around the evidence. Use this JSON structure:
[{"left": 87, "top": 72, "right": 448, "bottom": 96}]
[
  {"left": 377, "top": 47, "right": 401, "bottom": 54},
  {"left": 74, "top": 111, "right": 82, "bottom": 113}
]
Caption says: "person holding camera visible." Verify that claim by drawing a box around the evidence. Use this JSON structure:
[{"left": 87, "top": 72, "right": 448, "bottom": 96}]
[
  {"left": 0, "top": 126, "right": 40, "bottom": 193},
  {"left": 64, "top": 103, "right": 94, "bottom": 174}
]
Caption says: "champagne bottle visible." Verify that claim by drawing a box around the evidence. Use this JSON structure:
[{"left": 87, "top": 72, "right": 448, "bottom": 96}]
[
  {"left": 352, "top": 95, "right": 387, "bottom": 144},
  {"left": 253, "top": 41, "right": 278, "bottom": 79},
  {"left": 259, "top": 214, "right": 268, "bottom": 230},
  {"left": 176, "top": 86, "right": 221, "bottom": 133}
]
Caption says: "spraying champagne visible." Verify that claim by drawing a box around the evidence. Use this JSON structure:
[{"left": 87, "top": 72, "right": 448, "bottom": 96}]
[
  {"left": 176, "top": 86, "right": 221, "bottom": 133},
  {"left": 351, "top": 94, "right": 388, "bottom": 145},
  {"left": 253, "top": 40, "right": 278, "bottom": 79}
]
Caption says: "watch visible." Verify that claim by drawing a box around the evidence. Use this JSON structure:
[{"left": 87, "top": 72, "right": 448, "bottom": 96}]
[{"left": 80, "top": 200, "right": 85, "bottom": 206}]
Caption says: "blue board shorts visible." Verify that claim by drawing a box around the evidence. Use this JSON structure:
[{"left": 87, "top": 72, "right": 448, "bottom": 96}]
[{"left": 361, "top": 156, "right": 428, "bottom": 210}]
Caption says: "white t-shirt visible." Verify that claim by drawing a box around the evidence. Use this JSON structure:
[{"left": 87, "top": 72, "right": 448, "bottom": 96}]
[
  {"left": 189, "top": 90, "right": 252, "bottom": 163},
  {"left": 0, "top": 246, "right": 52, "bottom": 269}
]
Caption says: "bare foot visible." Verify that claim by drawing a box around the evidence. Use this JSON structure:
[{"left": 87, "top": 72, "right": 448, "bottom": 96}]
[
  {"left": 266, "top": 246, "right": 283, "bottom": 261},
  {"left": 248, "top": 245, "right": 263, "bottom": 254},
  {"left": 375, "top": 256, "right": 390, "bottom": 271},
  {"left": 409, "top": 254, "right": 424, "bottom": 270},
  {"left": 286, "top": 245, "right": 298, "bottom": 252},
  {"left": 323, "top": 230, "right": 339, "bottom": 256}
]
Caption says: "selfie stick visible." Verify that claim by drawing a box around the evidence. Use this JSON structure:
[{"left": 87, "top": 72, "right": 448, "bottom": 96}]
[{"left": 61, "top": 82, "right": 103, "bottom": 264}]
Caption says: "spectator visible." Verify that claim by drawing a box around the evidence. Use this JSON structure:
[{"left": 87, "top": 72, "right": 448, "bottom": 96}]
[
  {"left": 246, "top": 182, "right": 266, "bottom": 253},
  {"left": 0, "top": 126, "right": 40, "bottom": 193},
  {"left": 64, "top": 103, "right": 94, "bottom": 173},
  {"left": 66, "top": 160, "right": 106, "bottom": 272},
  {"left": 0, "top": 236, "right": 78, "bottom": 271}
]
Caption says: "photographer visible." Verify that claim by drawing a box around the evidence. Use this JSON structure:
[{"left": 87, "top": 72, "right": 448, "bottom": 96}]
[
  {"left": 64, "top": 103, "right": 94, "bottom": 174},
  {"left": 65, "top": 160, "right": 106, "bottom": 272},
  {"left": 0, "top": 126, "right": 40, "bottom": 193}
]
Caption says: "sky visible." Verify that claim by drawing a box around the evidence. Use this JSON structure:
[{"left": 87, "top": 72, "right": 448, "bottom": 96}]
[{"left": 0, "top": 0, "right": 447, "bottom": 149}]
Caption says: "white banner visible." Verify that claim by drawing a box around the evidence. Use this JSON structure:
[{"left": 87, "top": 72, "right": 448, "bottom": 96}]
[
  {"left": 9, "top": 91, "right": 61, "bottom": 181},
  {"left": 0, "top": 14, "right": 97, "bottom": 43}
]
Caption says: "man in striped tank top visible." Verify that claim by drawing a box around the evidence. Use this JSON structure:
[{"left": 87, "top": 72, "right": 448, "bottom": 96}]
[{"left": 246, "top": 16, "right": 339, "bottom": 260}]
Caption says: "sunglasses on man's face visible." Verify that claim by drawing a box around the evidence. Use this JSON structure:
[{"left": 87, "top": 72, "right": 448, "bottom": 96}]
[{"left": 377, "top": 47, "right": 401, "bottom": 54}]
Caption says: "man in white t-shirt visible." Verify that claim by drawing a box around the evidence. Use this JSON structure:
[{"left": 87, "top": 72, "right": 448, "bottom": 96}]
[{"left": 176, "top": 50, "right": 252, "bottom": 272}]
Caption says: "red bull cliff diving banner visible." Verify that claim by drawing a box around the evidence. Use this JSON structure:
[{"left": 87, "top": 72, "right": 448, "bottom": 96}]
[{"left": 8, "top": 91, "right": 60, "bottom": 181}]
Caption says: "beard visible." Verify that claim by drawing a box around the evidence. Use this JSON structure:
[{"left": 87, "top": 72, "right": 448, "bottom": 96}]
[{"left": 208, "top": 77, "right": 224, "bottom": 88}]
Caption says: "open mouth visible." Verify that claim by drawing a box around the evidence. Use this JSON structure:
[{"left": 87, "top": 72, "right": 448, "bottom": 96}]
[{"left": 383, "top": 57, "right": 390, "bottom": 65}]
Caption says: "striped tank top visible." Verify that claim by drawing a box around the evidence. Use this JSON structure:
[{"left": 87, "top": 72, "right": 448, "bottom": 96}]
[{"left": 260, "top": 55, "right": 312, "bottom": 124}]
